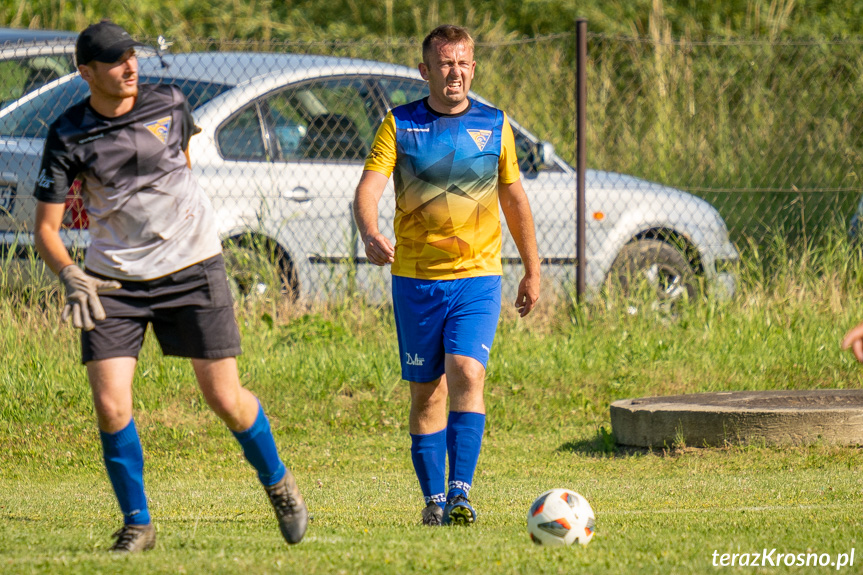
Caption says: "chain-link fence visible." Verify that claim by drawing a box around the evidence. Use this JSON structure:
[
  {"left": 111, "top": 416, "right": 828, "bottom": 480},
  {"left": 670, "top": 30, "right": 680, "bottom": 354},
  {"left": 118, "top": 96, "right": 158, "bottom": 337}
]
[
  {"left": 0, "top": 30, "right": 860, "bottom": 302},
  {"left": 588, "top": 35, "right": 863, "bottom": 247}
]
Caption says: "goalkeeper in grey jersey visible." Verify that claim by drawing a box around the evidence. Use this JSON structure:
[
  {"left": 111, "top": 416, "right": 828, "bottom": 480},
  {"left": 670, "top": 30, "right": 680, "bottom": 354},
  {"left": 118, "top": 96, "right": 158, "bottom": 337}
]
[{"left": 33, "top": 20, "right": 307, "bottom": 553}]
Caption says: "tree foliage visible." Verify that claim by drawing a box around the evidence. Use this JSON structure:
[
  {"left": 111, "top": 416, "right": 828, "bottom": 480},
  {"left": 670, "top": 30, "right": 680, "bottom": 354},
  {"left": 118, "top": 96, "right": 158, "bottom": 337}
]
[{"left": 1, "top": 0, "right": 862, "bottom": 41}]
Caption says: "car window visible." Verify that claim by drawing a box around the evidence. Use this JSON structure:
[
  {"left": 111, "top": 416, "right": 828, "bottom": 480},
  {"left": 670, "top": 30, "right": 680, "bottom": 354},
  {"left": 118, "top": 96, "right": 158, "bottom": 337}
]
[
  {"left": 0, "top": 76, "right": 88, "bottom": 138},
  {"left": 0, "top": 53, "right": 75, "bottom": 106},
  {"left": 378, "top": 77, "right": 429, "bottom": 109},
  {"left": 217, "top": 105, "right": 267, "bottom": 161},
  {"left": 261, "top": 78, "right": 382, "bottom": 162},
  {"left": 513, "top": 128, "right": 564, "bottom": 175},
  {"left": 139, "top": 76, "right": 232, "bottom": 110},
  {"left": 0, "top": 75, "right": 230, "bottom": 139}
]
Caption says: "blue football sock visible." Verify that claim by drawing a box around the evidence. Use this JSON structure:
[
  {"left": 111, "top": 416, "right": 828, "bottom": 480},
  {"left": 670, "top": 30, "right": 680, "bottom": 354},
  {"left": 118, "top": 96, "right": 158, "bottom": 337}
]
[
  {"left": 231, "top": 402, "right": 286, "bottom": 487},
  {"left": 446, "top": 411, "right": 486, "bottom": 501},
  {"left": 100, "top": 419, "right": 150, "bottom": 526},
  {"left": 410, "top": 428, "right": 447, "bottom": 508}
]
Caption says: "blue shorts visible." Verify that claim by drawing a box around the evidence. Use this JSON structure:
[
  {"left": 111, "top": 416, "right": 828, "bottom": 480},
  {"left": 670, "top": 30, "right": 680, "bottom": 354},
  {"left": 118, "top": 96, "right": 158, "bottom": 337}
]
[{"left": 392, "top": 275, "right": 502, "bottom": 383}]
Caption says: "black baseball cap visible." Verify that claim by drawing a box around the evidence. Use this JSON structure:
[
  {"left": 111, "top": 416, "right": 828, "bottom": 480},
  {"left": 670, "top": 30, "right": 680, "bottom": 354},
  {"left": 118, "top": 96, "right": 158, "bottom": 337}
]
[{"left": 75, "top": 21, "right": 144, "bottom": 65}]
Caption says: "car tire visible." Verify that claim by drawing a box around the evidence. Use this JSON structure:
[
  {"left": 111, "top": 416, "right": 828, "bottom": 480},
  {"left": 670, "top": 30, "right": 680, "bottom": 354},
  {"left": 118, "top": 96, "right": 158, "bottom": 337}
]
[
  {"left": 606, "top": 239, "right": 697, "bottom": 308},
  {"left": 222, "top": 234, "right": 297, "bottom": 302}
]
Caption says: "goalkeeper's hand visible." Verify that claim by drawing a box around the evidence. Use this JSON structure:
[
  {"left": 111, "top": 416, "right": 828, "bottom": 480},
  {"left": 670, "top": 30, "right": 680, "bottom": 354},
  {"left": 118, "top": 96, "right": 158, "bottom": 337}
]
[{"left": 58, "top": 265, "right": 121, "bottom": 331}]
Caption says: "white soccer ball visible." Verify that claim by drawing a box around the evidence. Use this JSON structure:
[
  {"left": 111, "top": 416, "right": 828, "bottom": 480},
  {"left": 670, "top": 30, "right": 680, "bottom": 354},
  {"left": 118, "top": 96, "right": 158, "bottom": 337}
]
[{"left": 526, "top": 488, "right": 596, "bottom": 546}]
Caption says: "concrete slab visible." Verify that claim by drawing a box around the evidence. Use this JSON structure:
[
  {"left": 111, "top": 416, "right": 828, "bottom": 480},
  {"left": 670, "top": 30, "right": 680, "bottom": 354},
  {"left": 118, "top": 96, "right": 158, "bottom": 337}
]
[{"left": 610, "top": 390, "right": 863, "bottom": 448}]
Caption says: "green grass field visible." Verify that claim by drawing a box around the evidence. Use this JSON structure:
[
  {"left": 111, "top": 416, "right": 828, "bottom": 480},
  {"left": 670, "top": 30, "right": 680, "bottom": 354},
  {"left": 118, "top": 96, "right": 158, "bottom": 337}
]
[{"left": 2, "top": 238, "right": 863, "bottom": 573}]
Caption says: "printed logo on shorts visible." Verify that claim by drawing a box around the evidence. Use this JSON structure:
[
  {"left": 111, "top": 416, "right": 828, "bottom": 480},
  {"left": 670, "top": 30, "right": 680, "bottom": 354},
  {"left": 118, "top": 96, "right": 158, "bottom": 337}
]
[
  {"left": 406, "top": 353, "right": 425, "bottom": 366},
  {"left": 467, "top": 129, "right": 492, "bottom": 151},
  {"left": 144, "top": 116, "right": 172, "bottom": 144}
]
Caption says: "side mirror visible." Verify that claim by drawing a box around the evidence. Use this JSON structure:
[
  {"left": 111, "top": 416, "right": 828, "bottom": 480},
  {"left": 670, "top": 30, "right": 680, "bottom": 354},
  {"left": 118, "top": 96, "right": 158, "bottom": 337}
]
[
  {"left": 537, "top": 141, "right": 556, "bottom": 168},
  {"left": 523, "top": 141, "right": 557, "bottom": 178}
]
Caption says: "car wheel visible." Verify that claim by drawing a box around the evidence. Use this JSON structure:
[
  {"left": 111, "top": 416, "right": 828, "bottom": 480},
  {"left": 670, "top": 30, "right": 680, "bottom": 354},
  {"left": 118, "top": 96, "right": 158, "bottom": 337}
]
[
  {"left": 606, "top": 239, "right": 697, "bottom": 312},
  {"left": 222, "top": 235, "right": 297, "bottom": 302}
]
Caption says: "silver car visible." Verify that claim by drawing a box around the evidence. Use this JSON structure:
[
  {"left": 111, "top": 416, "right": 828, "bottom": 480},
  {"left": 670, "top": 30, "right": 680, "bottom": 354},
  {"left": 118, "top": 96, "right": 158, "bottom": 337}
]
[{"left": 0, "top": 52, "right": 738, "bottom": 303}]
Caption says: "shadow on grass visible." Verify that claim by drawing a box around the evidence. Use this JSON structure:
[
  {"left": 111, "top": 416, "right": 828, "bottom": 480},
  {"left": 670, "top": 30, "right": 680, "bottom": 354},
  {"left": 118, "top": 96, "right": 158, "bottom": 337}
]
[
  {"left": 557, "top": 427, "right": 763, "bottom": 459},
  {"left": 556, "top": 426, "right": 654, "bottom": 459}
]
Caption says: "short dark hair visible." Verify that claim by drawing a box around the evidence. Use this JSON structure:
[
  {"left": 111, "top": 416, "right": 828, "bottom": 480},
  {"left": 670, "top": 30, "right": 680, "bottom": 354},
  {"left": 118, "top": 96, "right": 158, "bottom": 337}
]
[{"left": 422, "top": 25, "right": 475, "bottom": 63}]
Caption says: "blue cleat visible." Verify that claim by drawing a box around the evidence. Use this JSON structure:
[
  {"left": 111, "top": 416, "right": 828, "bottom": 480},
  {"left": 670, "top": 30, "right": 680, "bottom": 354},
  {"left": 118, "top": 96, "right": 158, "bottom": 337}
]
[{"left": 443, "top": 495, "right": 476, "bottom": 526}]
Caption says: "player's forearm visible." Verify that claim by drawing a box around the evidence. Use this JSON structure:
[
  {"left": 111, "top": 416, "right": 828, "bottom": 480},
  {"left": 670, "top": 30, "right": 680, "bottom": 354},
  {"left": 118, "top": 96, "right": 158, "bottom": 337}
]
[
  {"left": 34, "top": 202, "right": 74, "bottom": 275},
  {"left": 507, "top": 210, "right": 541, "bottom": 277},
  {"left": 36, "top": 234, "right": 74, "bottom": 274},
  {"left": 35, "top": 232, "right": 74, "bottom": 275},
  {"left": 353, "top": 170, "right": 389, "bottom": 241},
  {"left": 500, "top": 185, "right": 541, "bottom": 278},
  {"left": 353, "top": 194, "right": 380, "bottom": 241}
]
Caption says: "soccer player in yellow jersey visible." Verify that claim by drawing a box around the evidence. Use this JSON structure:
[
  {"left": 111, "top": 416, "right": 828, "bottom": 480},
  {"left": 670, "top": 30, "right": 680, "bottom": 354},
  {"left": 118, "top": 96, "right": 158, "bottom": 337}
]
[{"left": 353, "top": 24, "right": 541, "bottom": 526}]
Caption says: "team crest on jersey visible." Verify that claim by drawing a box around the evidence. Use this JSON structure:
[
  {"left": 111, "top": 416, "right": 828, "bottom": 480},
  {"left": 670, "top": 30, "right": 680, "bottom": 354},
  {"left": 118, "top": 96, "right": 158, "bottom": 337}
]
[
  {"left": 467, "top": 129, "right": 492, "bottom": 151},
  {"left": 144, "top": 116, "right": 172, "bottom": 144}
]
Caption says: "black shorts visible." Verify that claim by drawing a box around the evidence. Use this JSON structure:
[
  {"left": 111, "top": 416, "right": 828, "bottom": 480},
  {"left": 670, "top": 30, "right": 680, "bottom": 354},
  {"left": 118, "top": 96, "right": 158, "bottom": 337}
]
[{"left": 81, "top": 254, "right": 242, "bottom": 364}]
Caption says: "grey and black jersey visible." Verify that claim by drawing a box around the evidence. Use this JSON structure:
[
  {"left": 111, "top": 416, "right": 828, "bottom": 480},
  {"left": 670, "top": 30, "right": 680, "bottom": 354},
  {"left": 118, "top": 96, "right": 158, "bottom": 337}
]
[{"left": 35, "top": 83, "right": 221, "bottom": 281}]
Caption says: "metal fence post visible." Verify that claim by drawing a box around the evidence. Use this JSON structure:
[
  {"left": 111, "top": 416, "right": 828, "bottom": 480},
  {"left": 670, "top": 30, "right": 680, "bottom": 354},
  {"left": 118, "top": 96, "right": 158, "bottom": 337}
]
[{"left": 576, "top": 19, "right": 587, "bottom": 303}]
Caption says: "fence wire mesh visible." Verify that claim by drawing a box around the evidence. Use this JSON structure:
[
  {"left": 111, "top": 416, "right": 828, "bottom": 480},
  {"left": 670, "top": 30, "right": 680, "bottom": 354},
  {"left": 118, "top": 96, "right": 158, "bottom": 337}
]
[
  {"left": 588, "top": 35, "right": 863, "bottom": 248},
  {"left": 0, "top": 31, "right": 859, "bottom": 302}
]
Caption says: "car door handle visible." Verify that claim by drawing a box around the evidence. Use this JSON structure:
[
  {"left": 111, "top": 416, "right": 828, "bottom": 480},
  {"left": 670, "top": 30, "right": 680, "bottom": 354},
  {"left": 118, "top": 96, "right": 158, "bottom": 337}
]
[{"left": 282, "top": 187, "right": 312, "bottom": 202}]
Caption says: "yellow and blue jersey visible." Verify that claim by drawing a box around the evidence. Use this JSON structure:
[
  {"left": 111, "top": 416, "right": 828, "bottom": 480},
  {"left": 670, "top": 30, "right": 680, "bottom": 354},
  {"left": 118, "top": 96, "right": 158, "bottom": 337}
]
[{"left": 364, "top": 98, "right": 521, "bottom": 280}]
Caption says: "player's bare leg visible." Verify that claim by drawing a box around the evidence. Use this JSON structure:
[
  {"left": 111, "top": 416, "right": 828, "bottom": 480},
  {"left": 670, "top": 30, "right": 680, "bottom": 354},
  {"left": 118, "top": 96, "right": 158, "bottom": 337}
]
[
  {"left": 193, "top": 357, "right": 308, "bottom": 544},
  {"left": 445, "top": 354, "right": 485, "bottom": 415},
  {"left": 191, "top": 357, "right": 258, "bottom": 431},
  {"left": 88, "top": 356, "right": 137, "bottom": 433},
  {"left": 409, "top": 376, "right": 449, "bottom": 434},
  {"left": 87, "top": 357, "right": 155, "bottom": 552}
]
